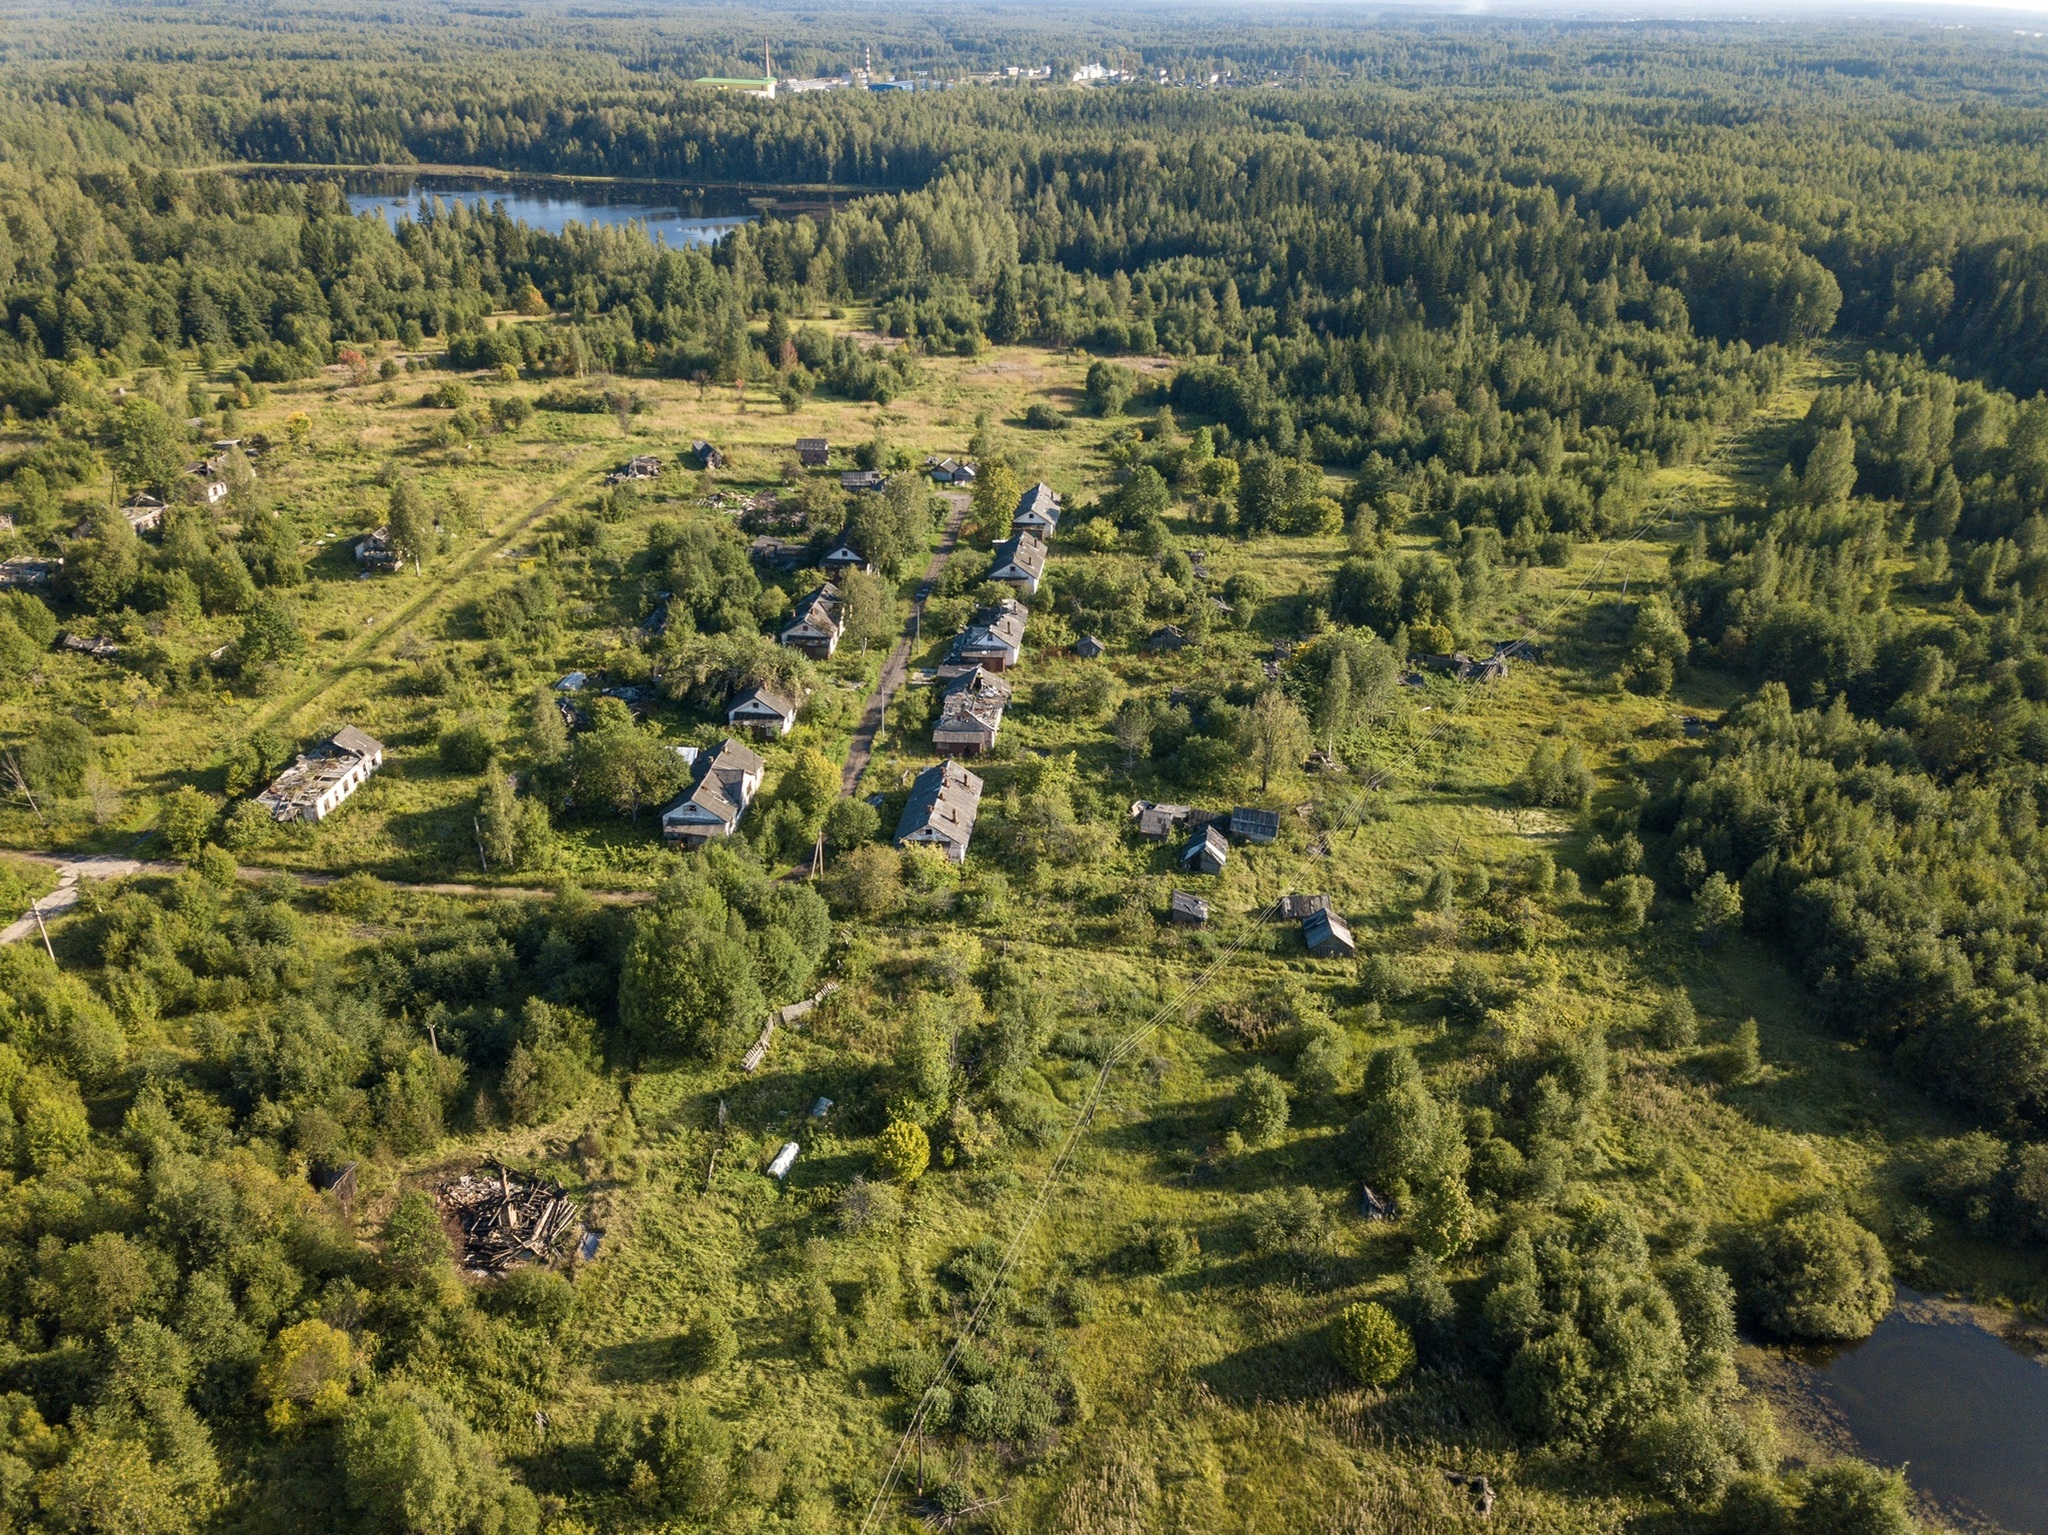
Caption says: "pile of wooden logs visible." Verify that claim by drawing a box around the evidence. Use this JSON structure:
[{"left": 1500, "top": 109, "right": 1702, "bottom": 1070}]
[{"left": 440, "top": 1163, "right": 580, "bottom": 1273}]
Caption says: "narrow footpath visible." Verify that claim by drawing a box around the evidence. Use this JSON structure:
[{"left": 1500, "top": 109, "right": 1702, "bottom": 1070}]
[{"left": 840, "top": 492, "right": 969, "bottom": 796}]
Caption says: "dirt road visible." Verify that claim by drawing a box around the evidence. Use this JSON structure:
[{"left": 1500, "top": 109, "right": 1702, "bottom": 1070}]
[{"left": 840, "top": 492, "right": 969, "bottom": 797}]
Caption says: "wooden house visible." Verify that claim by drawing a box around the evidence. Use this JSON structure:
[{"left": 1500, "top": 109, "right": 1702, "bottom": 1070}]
[
  {"left": 1170, "top": 890, "right": 1210, "bottom": 926},
  {"left": 1303, "top": 908, "right": 1355, "bottom": 958},
  {"left": 839, "top": 469, "right": 887, "bottom": 493},
  {"left": 779, "top": 583, "right": 845, "bottom": 659},
  {"left": 1012, "top": 481, "right": 1062, "bottom": 536},
  {"left": 1144, "top": 625, "right": 1189, "bottom": 652},
  {"left": 1073, "top": 634, "right": 1105, "bottom": 659},
  {"left": 795, "top": 437, "right": 830, "bottom": 467},
  {"left": 749, "top": 535, "right": 804, "bottom": 572},
  {"left": 692, "top": 440, "right": 726, "bottom": 469},
  {"left": 661, "top": 738, "right": 766, "bottom": 845},
  {"left": 949, "top": 597, "right": 1028, "bottom": 671},
  {"left": 819, "top": 533, "right": 873, "bottom": 577},
  {"left": 727, "top": 683, "right": 801, "bottom": 737},
  {"left": 895, "top": 759, "right": 983, "bottom": 863},
  {"left": 933, "top": 666, "right": 1012, "bottom": 756},
  {"left": 1181, "top": 824, "right": 1228, "bottom": 875},
  {"left": 987, "top": 532, "right": 1048, "bottom": 596}
]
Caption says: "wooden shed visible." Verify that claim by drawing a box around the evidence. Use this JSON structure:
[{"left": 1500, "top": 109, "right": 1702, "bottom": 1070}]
[
  {"left": 1181, "top": 824, "right": 1228, "bottom": 875},
  {"left": 1169, "top": 890, "right": 1210, "bottom": 926}
]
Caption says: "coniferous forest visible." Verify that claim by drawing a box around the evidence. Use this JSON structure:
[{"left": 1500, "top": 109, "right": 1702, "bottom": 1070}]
[{"left": 6, "top": 2, "right": 2048, "bottom": 1531}]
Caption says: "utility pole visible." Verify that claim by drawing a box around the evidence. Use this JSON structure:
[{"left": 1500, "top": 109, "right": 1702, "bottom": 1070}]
[
  {"left": 4, "top": 750, "right": 45, "bottom": 826},
  {"left": 30, "top": 901, "right": 54, "bottom": 963}
]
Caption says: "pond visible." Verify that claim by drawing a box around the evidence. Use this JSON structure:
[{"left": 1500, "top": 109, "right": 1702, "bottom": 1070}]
[
  {"left": 1794, "top": 1290, "right": 2048, "bottom": 1533},
  {"left": 341, "top": 173, "right": 769, "bottom": 247}
]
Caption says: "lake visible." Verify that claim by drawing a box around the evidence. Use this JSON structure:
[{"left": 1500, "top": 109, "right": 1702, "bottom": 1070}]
[
  {"left": 1800, "top": 1290, "right": 2048, "bottom": 1532},
  {"left": 343, "top": 174, "right": 763, "bottom": 247}
]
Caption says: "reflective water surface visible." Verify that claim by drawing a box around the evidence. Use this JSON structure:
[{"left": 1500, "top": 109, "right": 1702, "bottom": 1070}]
[
  {"left": 343, "top": 173, "right": 761, "bottom": 246},
  {"left": 1808, "top": 1292, "right": 2048, "bottom": 1533}
]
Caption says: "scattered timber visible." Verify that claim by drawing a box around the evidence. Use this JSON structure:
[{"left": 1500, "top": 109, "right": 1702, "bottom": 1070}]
[{"left": 439, "top": 1163, "right": 581, "bottom": 1274}]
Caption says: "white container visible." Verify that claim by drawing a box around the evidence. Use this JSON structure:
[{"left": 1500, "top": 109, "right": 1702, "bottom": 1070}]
[{"left": 767, "top": 1142, "right": 800, "bottom": 1180}]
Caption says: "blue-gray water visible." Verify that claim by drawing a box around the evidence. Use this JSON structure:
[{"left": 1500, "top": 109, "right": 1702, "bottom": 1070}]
[
  {"left": 1810, "top": 1293, "right": 2048, "bottom": 1533},
  {"left": 346, "top": 176, "right": 755, "bottom": 247}
]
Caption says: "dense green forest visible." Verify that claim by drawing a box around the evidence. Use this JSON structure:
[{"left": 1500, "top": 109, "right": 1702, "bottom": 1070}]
[{"left": 5, "top": 3, "right": 2048, "bottom": 1533}]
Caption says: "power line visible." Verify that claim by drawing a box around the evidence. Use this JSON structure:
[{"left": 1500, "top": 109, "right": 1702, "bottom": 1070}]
[{"left": 857, "top": 488, "right": 1699, "bottom": 1531}]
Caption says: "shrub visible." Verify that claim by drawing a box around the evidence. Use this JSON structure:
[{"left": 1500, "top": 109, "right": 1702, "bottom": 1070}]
[
  {"left": 1022, "top": 403, "right": 1067, "bottom": 430},
  {"left": 678, "top": 1304, "right": 738, "bottom": 1376},
  {"left": 1744, "top": 1209, "right": 1892, "bottom": 1341},
  {"left": 1247, "top": 1186, "right": 1330, "bottom": 1260},
  {"left": 1792, "top": 1462, "right": 1917, "bottom": 1535},
  {"left": 1357, "top": 951, "right": 1413, "bottom": 1003},
  {"left": 1629, "top": 1403, "right": 1736, "bottom": 1506},
  {"left": 1331, "top": 1301, "right": 1415, "bottom": 1387},
  {"left": 1232, "top": 1065, "right": 1290, "bottom": 1145},
  {"left": 438, "top": 718, "right": 496, "bottom": 774},
  {"left": 1606, "top": 873, "right": 1655, "bottom": 931},
  {"left": 159, "top": 785, "right": 218, "bottom": 858},
  {"left": 875, "top": 1120, "right": 930, "bottom": 1183},
  {"left": 1651, "top": 990, "right": 1698, "bottom": 1049},
  {"left": 835, "top": 1175, "right": 903, "bottom": 1234},
  {"left": 1135, "top": 1220, "right": 1198, "bottom": 1273},
  {"left": 1710, "top": 1017, "right": 1762, "bottom": 1084}
]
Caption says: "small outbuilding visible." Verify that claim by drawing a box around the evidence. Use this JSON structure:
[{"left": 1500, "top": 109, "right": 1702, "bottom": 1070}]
[
  {"left": 1181, "top": 824, "right": 1228, "bottom": 875},
  {"left": 1169, "top": 890, "right": 1210, "bottom": 926},
  {"left": 1230, "top": 807, "right": 1281, "bottom": 844},
  {"left": 1073, "top": 634, "right": 1105, "bottom": 659},
  {"left": 839, "top": 469, "right": 887, "bottom": 493},
  {"left": 727, "top": 682, "right": 801, "bottom": 738},
  {"left": 795, "top": 437, "right": 830, "bottom": 467},
  {"left": 692, "top": 440, "right": 726, "bottom": 470},
  {"left": 1132, "top": 800, "right": 1192, "bottom": 839},
  {"left": 1144, "top": 625, "right": 1189, "bottom": 652},
  {"left": 1277, "top": 892, "right": 1331, "bottom": 921},
  {"left": 1303, "top": 908, "right": 1355, "bottom": 959}
]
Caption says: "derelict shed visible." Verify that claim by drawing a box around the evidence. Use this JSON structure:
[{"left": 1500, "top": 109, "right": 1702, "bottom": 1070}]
[
  {"left": 1303, "top": 908, "right": 1356, "bottom": 958},
  {"left": 1170, "top": 890, "right": 1210, "bottom": 926},
  {"left": 1181, "top": 824, "right": 1228, "bottom": 875},
  {"left": 1231, "top": 807, "right": 1281, "bottom": 844}
]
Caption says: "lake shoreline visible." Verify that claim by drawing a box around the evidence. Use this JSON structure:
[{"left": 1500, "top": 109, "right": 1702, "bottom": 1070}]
[{"left": 1740, "top": 1290, "right": 2048, "bottom": 1535}]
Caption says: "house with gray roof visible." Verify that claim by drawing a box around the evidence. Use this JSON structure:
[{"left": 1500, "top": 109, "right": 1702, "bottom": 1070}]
[
  {"left": 896, "top": 760, "right": 983, "bottom": 863},
  {"left": 661, "top": 738, "right": 766, "bottom": 845},
  {"left": 987, "top": 532, "right": 1048, "bottom": 596},
  {"left": 1012, "top": 482, "right": 1061, "bottom": 536}
]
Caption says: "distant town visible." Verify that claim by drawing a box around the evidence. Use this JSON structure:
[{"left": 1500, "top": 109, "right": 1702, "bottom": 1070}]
[{"left": 697, "top": 42, "right": 1238, "bottom": 98}]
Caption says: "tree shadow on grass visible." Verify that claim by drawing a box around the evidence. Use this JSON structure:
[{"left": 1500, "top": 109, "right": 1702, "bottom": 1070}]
[
  {"left": 590, "top": 1331, "right": 684, "bottom": 1385},
  {"left": 1193, "top": 1327, "right": 1346, "bottom": 1406}
]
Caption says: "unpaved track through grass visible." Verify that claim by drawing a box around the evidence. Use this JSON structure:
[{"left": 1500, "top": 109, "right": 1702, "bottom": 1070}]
[{"left": 252, "top": 449, "right": 607, "bottom": 736}]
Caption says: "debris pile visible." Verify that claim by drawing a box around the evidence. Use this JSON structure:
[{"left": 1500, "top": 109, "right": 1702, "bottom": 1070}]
[{"left": 440, "top": 1164, "right": 580, "bottom": 1274}]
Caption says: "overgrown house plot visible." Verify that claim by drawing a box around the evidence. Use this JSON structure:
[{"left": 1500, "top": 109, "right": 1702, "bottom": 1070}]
[{"left": 10, "top": 20, "right": 2048, "bottom": 1532}]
